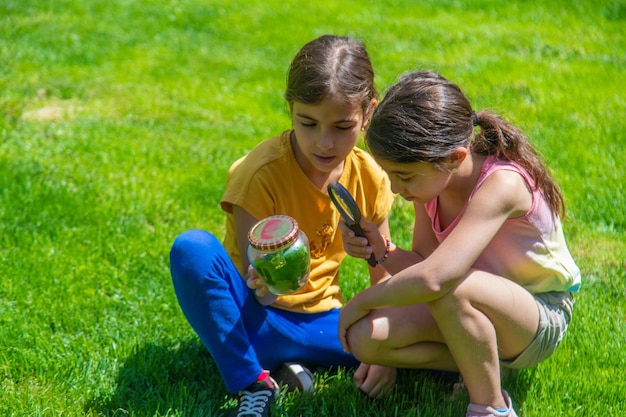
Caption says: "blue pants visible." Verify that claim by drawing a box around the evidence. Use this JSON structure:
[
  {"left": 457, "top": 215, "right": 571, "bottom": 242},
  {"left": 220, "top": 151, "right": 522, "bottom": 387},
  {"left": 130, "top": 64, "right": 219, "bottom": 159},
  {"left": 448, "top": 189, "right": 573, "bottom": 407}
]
[{"left": 169, "top": 229, "right": 358, "bottom": 393}]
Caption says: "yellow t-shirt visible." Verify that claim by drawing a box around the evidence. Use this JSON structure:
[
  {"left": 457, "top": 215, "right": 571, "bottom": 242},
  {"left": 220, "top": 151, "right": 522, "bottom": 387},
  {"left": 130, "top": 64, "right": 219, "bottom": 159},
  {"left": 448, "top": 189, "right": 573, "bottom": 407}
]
[{"left": 220, "top": 130, "right": 395, "bottom": 313}]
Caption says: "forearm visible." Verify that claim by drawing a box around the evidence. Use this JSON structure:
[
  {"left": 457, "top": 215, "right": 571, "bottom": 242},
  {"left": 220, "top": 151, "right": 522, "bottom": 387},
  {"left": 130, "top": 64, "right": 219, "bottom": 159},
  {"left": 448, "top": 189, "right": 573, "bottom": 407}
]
[
  {"left": 359, "top": 262, "right": 451, "bottom": 310},
  {"left": 377, "top": 242, "right": 424, "bottom": 276}
]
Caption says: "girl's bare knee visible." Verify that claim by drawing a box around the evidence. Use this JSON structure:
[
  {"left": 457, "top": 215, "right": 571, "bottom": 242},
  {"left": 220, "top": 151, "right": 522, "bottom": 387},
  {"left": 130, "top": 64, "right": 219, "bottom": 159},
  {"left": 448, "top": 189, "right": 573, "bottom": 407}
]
[
  {"left": 426, "top": 273, "right": 480, "bottom": 319},
  {"left": 346, "top": 318, "right": 382, "bottom": 363},
  {"left": 427, "top": 290, "right": 460, "bottom": 319}
]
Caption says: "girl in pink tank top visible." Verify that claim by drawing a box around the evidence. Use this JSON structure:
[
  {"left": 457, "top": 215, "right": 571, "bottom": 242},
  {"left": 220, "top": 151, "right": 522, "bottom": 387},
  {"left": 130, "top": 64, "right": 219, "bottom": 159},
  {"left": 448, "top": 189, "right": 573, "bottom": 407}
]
[{"left": 336, "top": 71, "right": 580, "bottom": 417}]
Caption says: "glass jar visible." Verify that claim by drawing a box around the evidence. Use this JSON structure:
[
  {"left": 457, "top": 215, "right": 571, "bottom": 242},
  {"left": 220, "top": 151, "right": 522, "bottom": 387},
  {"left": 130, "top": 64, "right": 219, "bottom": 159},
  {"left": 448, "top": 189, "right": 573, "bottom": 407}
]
[{"left": 247, "top": 215, "right": 310, "bottom": 295}]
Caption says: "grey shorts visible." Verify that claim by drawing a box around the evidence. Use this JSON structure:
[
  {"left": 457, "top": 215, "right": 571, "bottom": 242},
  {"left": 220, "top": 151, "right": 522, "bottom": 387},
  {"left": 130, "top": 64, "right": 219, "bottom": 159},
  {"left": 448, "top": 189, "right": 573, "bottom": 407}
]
[{"left": 502, "top": 291, "right": 575, "bottom": 369}]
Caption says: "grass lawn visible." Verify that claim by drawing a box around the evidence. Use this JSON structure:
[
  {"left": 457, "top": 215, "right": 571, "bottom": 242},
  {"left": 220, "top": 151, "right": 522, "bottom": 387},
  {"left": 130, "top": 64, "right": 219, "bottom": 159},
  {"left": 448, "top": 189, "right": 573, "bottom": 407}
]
[{"left": 1, "top": 0, "right": 625, "bottom": 416}]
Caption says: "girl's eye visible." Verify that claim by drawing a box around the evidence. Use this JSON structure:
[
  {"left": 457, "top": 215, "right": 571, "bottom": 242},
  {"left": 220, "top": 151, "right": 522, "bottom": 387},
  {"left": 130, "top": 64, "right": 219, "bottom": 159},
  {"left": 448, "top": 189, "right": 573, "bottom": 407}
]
[
  {"left": 398, "top": 176, "right": 412, "bottom": 183},
  {"left": 300, "top": 122, "right": 316, "bottom": 128},
  {"left": 336, "top": 125, "right": 353, "bottom": 131}
]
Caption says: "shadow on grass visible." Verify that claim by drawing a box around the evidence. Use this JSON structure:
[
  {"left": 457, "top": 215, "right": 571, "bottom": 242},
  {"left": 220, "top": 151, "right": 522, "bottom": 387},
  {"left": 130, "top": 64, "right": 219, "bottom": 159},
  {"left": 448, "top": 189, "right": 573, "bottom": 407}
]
[
  {"left": 87, "top": 339, "right": 533, "bottom": 417},
  {"left": 278, "top": 366, "right": 532, "bottom": 417},
  {"left": 275, "top": 367, "right": 466, "bottom": 417},
  {"left": 507, "top": 366, "right": 535, "bottom": 412},
  {"left": 87, "top": 340, "right": 230, "bottom": 417}
]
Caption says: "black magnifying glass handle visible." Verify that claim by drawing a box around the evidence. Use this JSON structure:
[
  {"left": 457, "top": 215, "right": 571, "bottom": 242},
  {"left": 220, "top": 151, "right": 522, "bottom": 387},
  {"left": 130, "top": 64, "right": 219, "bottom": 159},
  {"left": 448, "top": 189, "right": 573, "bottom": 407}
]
[{"left": 327, "top": 181, "right": 377, "bottom": 267}]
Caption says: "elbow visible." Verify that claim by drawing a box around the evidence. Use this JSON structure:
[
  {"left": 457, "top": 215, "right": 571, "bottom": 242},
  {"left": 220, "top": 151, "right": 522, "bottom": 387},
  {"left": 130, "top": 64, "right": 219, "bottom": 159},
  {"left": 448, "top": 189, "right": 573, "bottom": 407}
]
[{"left": 419, "top": 265, "right": 460, "bottom": 299}]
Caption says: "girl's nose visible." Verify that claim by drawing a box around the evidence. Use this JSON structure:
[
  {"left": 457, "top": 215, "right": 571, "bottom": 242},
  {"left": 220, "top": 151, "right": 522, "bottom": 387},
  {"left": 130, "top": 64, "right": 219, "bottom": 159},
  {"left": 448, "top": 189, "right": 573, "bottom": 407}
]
[
  {"left": 389, "top": 178, "right": 403, "bottom": 195},
  {"left": 317, "top": 129, "right": 334, "bottom": 150}
]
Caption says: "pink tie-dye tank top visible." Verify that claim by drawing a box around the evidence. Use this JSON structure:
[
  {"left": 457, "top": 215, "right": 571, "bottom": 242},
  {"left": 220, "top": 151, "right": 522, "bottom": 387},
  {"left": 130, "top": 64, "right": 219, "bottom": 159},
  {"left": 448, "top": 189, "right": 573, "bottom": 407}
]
[{"left": 424, "top": 156, "right": 580, "bottom": 293}]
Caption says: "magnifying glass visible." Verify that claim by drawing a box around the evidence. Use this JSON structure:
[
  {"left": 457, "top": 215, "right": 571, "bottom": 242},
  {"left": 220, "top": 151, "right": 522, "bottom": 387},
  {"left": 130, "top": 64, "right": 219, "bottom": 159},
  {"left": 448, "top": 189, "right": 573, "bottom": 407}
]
[{"left": 327, "top": 181, "right": 377, "bottom": 267}]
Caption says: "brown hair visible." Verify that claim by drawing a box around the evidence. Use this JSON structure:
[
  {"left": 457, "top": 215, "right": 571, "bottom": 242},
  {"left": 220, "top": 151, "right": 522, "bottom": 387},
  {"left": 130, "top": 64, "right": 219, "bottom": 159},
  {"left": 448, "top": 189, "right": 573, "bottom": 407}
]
[
  {"left": 285, "top": 35, "right": 378, "bottom": 114},
  {"left": 366, "top": 70, "right": 565, "bottom": 217}
]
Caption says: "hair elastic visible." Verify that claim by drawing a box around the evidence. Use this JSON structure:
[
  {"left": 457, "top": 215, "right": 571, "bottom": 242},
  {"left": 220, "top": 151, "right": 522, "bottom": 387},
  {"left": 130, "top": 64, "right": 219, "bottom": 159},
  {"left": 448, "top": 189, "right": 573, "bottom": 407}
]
[{"left": 472, "top": 111, "right": 479, "bottom": 127}]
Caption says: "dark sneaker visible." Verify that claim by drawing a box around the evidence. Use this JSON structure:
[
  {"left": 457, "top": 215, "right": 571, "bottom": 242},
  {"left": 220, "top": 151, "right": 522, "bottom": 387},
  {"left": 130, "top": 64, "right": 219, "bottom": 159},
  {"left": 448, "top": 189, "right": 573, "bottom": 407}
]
[
  {"left": 229, "top": 376, "right": 279, "bottom": 417},
  {"left": 272, "top": 362, "right": 314, "bottom": 393}
]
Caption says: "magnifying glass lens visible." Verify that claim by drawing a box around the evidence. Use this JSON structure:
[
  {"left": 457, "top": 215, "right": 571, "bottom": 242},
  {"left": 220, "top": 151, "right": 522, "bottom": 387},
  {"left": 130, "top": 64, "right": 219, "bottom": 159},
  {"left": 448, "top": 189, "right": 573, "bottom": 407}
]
[
  {"left": 334, "top": 194, "right": 356, "bottom": 223},
  {"left": 327, "top": 181, "right": 377, "bottom": 267}
]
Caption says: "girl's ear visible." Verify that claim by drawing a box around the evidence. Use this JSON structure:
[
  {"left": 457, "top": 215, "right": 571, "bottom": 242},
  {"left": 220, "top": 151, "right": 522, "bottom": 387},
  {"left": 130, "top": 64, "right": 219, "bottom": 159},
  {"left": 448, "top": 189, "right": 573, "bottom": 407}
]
[
  {"left": 446, "top": 147, "right": 468, "bottom": 170},
  {"left": 363, "top": 98, "right": 378, "bottom": 128}
]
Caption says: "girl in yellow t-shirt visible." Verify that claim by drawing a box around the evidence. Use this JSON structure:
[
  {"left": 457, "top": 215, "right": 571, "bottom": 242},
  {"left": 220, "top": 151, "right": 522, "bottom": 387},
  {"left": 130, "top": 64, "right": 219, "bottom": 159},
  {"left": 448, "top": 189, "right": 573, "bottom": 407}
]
[{"left": 170, "top": 35, "right": 395, "bottom": 416}]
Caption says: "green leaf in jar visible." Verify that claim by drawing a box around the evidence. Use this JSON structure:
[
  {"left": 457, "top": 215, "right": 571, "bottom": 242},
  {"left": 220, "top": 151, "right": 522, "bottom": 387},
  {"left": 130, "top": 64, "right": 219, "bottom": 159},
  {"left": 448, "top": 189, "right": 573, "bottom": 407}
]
[{"left": 252, "top": 244, "right": 310, "bottom": 293}]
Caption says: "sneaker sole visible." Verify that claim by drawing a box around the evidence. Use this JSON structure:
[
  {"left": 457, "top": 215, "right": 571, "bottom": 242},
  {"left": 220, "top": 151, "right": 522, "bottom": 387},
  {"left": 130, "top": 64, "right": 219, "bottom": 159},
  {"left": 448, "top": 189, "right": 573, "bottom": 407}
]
[{"left": 273, "top": 362, "right": 314, "bottom": 393}]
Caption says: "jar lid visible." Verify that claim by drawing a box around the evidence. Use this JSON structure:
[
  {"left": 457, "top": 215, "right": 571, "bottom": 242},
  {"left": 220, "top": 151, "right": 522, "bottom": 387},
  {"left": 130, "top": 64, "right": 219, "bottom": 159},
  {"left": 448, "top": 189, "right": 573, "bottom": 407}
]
[{"left": 248, "top": 215, "right": 299, "bottom": 251}]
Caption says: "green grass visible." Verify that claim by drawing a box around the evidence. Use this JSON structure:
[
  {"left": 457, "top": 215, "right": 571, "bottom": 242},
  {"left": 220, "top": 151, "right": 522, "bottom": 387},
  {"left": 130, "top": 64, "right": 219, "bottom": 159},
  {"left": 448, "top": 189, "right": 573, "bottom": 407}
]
[{"left": 1, "top": 0, "right": 625, "bottom": 415}]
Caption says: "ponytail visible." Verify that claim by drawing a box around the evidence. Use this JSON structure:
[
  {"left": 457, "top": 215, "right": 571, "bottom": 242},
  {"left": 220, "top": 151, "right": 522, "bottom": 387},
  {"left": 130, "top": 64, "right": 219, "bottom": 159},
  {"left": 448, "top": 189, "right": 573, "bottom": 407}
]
[{"left": 473, "top": 111, "right": 566, "bottom": 218}]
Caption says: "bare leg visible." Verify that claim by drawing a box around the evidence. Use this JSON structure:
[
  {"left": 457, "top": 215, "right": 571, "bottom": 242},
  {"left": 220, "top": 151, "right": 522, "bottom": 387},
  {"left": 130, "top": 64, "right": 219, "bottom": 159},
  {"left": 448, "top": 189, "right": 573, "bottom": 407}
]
[
  {"left": 347, "top": 303, "right": 457, "bottom": 371},
  {"left": 427, "top": 270, "right": 538, "bottom": 408},
  {"left": 346, "top": 270, "right": 539, "bottom": 409}
]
